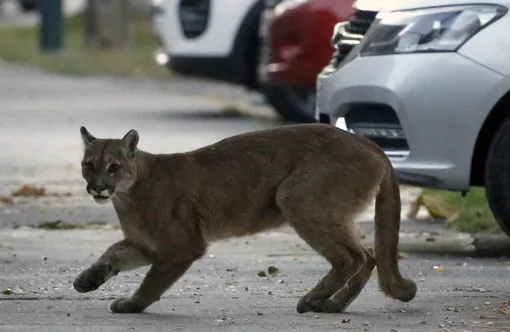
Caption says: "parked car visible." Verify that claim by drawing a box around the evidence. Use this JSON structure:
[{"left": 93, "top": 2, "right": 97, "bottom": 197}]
[
  {"left": 315, "top": 0, "right": 510, "bottom": 236},
  {"left": 0, "top": 0, "right": 37, "bottom": 11},
  {"left": 151, "top": 0, "right": 264, "bottom": 91},
  {"left": 258, "top": 0, "right": 355, "bottom": 123}
]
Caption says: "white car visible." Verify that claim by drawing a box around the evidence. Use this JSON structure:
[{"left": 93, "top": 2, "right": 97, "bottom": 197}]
[
  {"left": 315, "top": 0, "right": 510, "bottom": 236},
  {"left": 150, "top": 0, "right": 264, "bottom": 90}
]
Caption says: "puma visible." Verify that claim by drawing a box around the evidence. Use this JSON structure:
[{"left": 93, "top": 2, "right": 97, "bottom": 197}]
[{"left": 73, "top": 124, "right": 417, "bottom": 314}]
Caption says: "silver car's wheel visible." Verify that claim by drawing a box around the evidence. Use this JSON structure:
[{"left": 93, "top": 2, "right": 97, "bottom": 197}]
[{"left": 484, "top": 117, "right": 510, "bottom": 237}]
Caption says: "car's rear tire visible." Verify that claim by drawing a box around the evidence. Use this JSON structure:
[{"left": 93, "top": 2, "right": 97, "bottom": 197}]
[
  {"left": 484, "top": 116, "right": 510, "bottom": 237},
  {"left": 19, "top": 0, "right": 37, "bottom": 12},
  {"left": 261, "top": 84, "right": 317, "bottom": 123}
]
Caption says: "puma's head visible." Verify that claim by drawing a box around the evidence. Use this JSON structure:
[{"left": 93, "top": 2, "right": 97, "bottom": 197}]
[{"left": 79, "top": 126, "right": 139, "bottom": 205}]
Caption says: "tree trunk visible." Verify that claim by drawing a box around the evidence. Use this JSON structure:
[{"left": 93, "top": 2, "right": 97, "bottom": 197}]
[{"left": 84, "top": 0, "right": 130, "bottom": 49}]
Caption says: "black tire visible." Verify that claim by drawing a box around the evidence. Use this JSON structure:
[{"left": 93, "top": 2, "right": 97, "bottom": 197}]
[
  {"left": 20, "top": 0, "right": 37, "bottom": 12},
  {"left": 261, "top": 84, "right": 317, "bottom": 123},
  {"left": 484, "top": 116, "right": 510, "bottom": 237}
]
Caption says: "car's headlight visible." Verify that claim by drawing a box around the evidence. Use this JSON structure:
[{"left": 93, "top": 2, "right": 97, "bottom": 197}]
[{"left": 359, "top": 5, "right": 507, "bottom": 56}]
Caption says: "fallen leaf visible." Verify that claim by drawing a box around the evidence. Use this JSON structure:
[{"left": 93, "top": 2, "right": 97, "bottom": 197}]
[
  {"left": 0, "top": 196, "right": 13, "bottom": 205},
  {"left": 267, "top": 266, "right": 279, "bottom": 276},
  {"left": 1, "top": 289, "right": 13, "bottom": 295},
  {"left": 407, "top": 192, "right": 458, "bottom": 220},
  {"left": 12, "top": 185, "right": 45, "bottom": 197},
  {"left": 496, "top": 301, "right": 510, "bottom": 316}
]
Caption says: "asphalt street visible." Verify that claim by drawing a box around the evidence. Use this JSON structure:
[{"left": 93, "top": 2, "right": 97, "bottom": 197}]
[{"left": 0, "top": 62, "right": 508, "bottom": 331}]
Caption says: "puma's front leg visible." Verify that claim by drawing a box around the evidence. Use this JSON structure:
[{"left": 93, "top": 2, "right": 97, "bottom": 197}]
[
  {"left": 110, "top": 243, "right": 206, "bottom": 314},
  {"left": 73, "top": 239, "right": 153, "bottom": 293}
]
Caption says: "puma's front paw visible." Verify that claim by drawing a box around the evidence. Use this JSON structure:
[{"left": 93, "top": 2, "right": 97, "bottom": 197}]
[
  {"left": 110, "top": 297, "right": 143, "bottom": 313},
  {"left": 296, "top": 294, "right": 325, "bottom": 314},
  {"left": 73, "top": 263, "right": 114, "bottom": 293}
]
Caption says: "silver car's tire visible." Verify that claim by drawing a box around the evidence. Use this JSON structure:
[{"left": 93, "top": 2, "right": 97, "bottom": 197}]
[{"left": 484, "top": 118, "right": 510, "bottom": 237}]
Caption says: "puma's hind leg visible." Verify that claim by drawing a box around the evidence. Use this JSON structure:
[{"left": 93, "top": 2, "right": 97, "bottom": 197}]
[
  {"left": 276, "top": 165, "right": 377, "bottom": 314},
  {"left": 290, "top": 222, "right": 368, "bottom": 313},
  {"left": 317, "top": 247, "right": 376, "bottom": 313}
]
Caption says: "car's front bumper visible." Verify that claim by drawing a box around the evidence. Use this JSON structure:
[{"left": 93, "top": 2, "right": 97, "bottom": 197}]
[{"left": 316, "top": 52, "right": 508, "bottom": 191}]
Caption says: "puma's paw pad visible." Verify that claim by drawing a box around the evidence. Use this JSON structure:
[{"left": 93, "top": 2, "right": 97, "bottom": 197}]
[
  {"left": 110, "top": 297, "right": 143, "bottom": 313},
  {"left": 73, "top": 263, "right": 113, "bottom": 293}
]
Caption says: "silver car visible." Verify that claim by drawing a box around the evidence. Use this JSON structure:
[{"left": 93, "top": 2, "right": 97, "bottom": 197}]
[{"left": 315, "top": 0, "right": 510, "bottom": 236}]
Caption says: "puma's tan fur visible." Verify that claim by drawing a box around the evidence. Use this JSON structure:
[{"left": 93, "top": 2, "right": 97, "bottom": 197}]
[{"left": 73, "top": 123, "right": 417, "bottom": 314}]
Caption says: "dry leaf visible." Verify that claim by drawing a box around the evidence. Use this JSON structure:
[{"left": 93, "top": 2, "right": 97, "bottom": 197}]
[
  {"left": 0, "top": 196, "right": 13, "bottom": 205},
  {"left": 496, "top": 301, "right": 510, "bottom": 316},
  {"left": 12, "top": 185, "right": 45, "bottom": 197},
  {"left": 268, "top": 266, "right": 279, "bottom": 276}
]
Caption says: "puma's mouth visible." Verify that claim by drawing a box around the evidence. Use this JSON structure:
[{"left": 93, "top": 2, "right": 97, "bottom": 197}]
[{"left": 93, "top": 195, "right": 111, "bottom": 205}]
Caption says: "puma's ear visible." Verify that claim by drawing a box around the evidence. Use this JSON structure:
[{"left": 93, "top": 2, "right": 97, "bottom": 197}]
[
  {"left": 80, "top": 126, "right": 96, "bottom": 146},
  {"left": 122, "top": 129, "right": 139, "bottom": 157}
]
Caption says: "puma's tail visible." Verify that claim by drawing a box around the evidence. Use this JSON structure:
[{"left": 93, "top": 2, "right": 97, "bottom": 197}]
[{"left": 374, "top": 164, "right": 417, "bottom": 302}]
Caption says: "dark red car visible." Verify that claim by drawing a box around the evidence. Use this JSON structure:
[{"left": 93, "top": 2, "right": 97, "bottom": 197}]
[{"left": 259, "top": 0, "right": 354, "bottom": 123}]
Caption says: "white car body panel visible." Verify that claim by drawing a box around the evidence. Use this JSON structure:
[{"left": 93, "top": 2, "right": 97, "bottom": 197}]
[{"left": 152, "top": 0, "right": 259, "bottom": 57}]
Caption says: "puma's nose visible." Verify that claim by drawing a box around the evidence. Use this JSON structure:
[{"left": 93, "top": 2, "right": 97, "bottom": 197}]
[{"left": 87, "top": 185, "right": 107, "bottom": 197}]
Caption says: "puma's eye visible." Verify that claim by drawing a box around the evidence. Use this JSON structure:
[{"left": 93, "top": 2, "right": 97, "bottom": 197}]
[
  {"left": 108, "top": 163, "right": 120, "bottom": 173},
  {"left": 82, "top": 161, "right": 94, "bottom": 170}
]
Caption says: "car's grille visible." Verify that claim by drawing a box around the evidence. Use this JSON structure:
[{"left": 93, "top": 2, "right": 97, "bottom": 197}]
[
  {"left": 326, "top": 9, "right": 377, "bottom": 71},
  {"left": 178, "top": 0, "right": 211, "bottom": 39}
]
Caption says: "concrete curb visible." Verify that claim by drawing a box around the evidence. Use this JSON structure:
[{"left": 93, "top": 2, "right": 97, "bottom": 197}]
[{"left": 361, "top": 232, "right": 510, "bottom": 257}]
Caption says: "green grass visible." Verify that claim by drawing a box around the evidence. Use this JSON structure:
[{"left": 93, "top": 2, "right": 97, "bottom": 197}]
[
  {"left": 0, "top": 13, "right": 170, "bottom": 78},
  {"left": 423, "top": 187, "right": 501, "bottom": 234}
]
